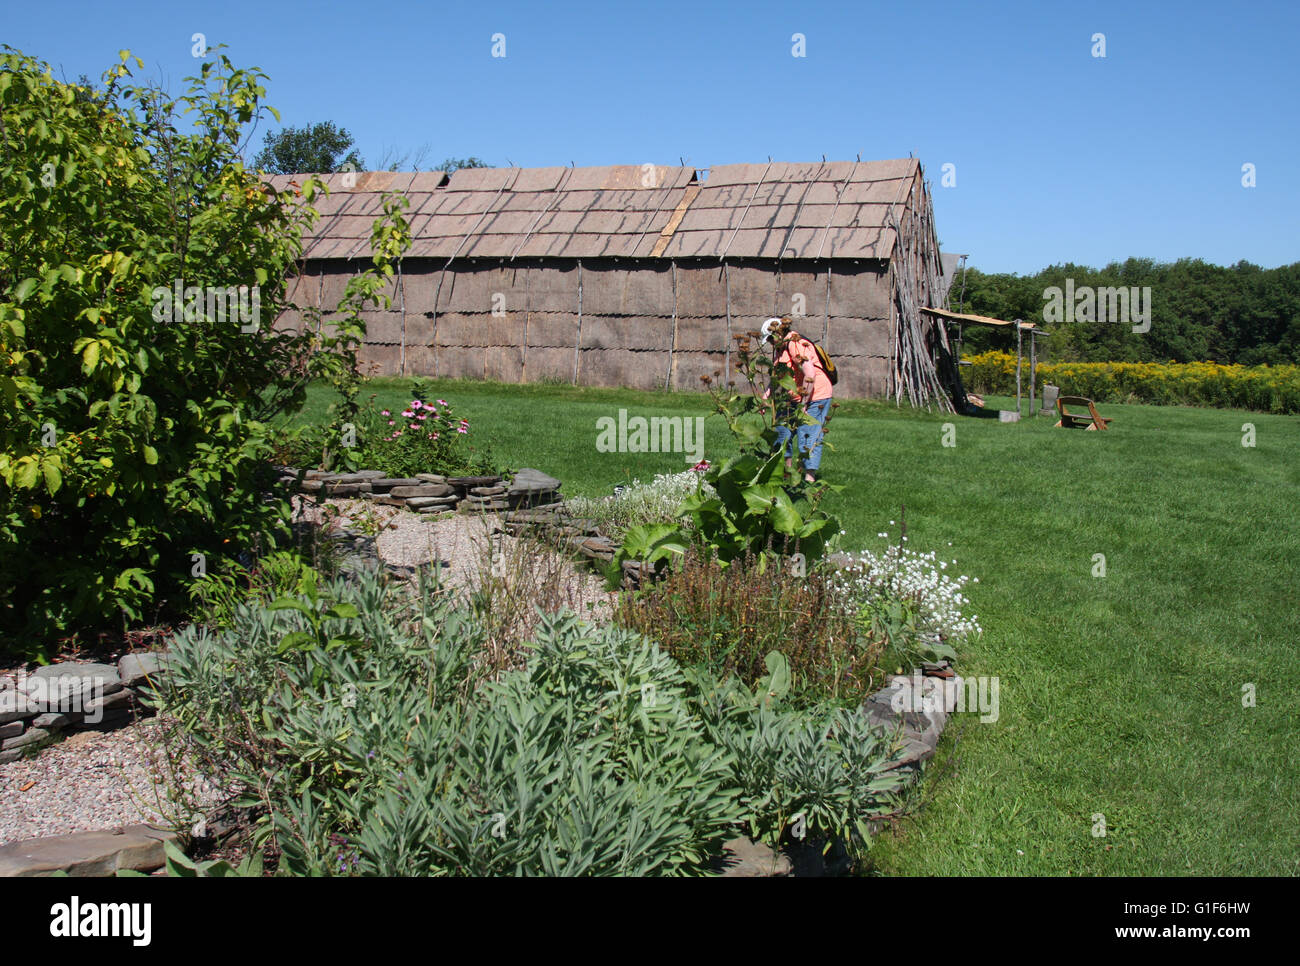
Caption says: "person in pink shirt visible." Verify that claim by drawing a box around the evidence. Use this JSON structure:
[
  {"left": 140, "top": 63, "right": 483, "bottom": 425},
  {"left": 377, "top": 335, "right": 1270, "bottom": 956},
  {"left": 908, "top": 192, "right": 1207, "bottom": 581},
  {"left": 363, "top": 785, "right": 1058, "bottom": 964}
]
[{"left": 761, "top": 317, "right": 833, "bottom": 483}]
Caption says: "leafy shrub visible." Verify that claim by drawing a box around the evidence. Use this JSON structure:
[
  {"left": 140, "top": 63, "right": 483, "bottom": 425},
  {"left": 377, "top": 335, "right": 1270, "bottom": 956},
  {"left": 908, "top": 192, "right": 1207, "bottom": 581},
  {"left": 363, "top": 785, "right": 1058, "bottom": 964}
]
[
  {"left": 187, "top": 549, "right": 322, "bottom": 630},
  {"left": 162, "top": 568, "right": 918, "bottom": 875},
  {"left": 691, "top": 672, "right": 909, "bottom": 864},
  {"left": 613, "top": 549, "right": 878, "bottom": 705},
  {"left": 161, "top": 571, "right": 744, "bottom": 876},
  {"left": 965, "top": 351, "right": 1300, "bottom": 414},
  {"left": 0, "top": 48, "right": 407, "bottom": 654}
]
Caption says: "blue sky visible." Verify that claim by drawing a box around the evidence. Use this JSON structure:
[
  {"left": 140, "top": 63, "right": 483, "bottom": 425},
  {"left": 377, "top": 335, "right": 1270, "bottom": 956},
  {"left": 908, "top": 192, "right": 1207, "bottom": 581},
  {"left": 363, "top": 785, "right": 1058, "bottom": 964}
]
[{"left": 6, "top": 0, "right": 1297, "bottom": 274}]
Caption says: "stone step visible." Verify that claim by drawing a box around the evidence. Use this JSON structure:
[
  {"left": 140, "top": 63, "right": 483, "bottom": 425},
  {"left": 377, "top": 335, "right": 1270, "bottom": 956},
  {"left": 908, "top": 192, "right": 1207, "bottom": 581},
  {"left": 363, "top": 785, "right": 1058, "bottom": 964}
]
[{"left": 0, "top": 824, "right": 180, "bottom": 877}]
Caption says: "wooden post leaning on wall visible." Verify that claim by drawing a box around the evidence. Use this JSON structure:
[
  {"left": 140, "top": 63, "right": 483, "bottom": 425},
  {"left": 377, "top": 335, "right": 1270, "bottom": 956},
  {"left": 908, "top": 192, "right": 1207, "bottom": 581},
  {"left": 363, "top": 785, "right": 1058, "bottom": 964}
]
[
  {"left": 724, "top": 261, "right": 732, "bottom": 386},
  {"left": 397, "top": 260, "right": 407, "bottom": 377},
  {"left": 573, "top": 259, "right": 583, "bottom": 385},
  {"left": 667, "top": 259, "right": 679, "bottom": 391}
]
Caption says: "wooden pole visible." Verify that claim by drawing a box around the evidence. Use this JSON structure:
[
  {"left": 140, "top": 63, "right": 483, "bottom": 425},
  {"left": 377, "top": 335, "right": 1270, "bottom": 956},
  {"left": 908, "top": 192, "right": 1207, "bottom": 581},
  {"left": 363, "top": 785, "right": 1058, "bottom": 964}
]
[
  {"left": 1029, "top": 330, "right": 1037, "bottom": 415},
  {"left": 724, "top": 261, "right": 732, "bottom": 385},
  {"left": 666, "top": 260, "right": 679, "bottom": 390},
  {"left": 573, "top": 259, "right": 583, "bottom": 385},
  {"left": 1015, "top": 319, "right": 1023, "bottom": 415},
  {"left": 397, "top": 260, "right": 406, "bottom": 377}
]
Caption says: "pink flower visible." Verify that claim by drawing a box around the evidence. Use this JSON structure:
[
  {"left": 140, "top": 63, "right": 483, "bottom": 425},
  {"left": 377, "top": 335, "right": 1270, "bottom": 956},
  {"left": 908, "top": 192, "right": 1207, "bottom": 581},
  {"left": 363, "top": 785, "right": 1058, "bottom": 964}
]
[
  {"left": 388, "top": 419, "right": 395, "bottom": 426},
  {"left": 401, "top": 410, "right": 414, "bottom": 418},
  {"left": 411, "top": 400, "right": 422, "bottom": 410},
  {"left": 432, "top": 432, "right": 439, "bottom": 440},
  {"left": 693, "top": 459, "right": 710, "bottom": 472},
  {"left": 380, "top": 410, "right": 390, "bottom": 417},
  {"left": 418, "top": 412, "right": 428, "bottom": 420},
  {"left": 437, "top": 399, "right": 447, "bottom": 407},
  {"left": 410, "top": 423, "right": 419, "bottom": 431},
  {"left": 457, "top": 426, "right": 467, "bottom": 434}
]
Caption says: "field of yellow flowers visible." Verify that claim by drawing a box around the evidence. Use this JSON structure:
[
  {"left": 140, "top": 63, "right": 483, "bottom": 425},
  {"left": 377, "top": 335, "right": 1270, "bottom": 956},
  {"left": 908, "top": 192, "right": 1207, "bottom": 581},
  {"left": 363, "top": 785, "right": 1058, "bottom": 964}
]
[{"left": 963, "top": 352, "right": 1300, "bottom": 413}]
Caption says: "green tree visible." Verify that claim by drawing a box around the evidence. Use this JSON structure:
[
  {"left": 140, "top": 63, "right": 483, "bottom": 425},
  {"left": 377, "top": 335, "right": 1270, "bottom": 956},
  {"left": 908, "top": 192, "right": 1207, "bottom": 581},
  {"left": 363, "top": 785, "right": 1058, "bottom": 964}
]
[
  {"left": 253, "top": 120, "right": 363, "bottom": 174},
  {"left": 0, "top": 47, "right": 407, "bottom": 655},
  {"left": 436, "top": 156, "right": 488, "bottom": 173}
]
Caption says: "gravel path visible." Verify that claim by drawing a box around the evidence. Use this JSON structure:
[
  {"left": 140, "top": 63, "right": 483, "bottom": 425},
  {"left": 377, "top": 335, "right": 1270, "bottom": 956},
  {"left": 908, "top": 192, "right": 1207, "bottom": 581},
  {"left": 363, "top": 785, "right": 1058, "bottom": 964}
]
[
  {"left": 0, "top": 717, "right": 224, "bottom": 846},
  {"left": 293, "top": 496, "right": 613, "bottom": 615},
  {"left": 2, "top": 502, "right": 615, "bottom": 848}
]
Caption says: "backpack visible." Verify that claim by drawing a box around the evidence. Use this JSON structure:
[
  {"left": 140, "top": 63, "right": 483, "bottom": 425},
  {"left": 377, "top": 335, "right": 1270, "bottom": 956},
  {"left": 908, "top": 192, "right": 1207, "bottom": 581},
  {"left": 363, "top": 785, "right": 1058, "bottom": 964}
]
[
  {"left": 776, "top": 334, "right": 839, "bottom": 387},
  {"left": 810, "top": 340, "right": 839, "bottom": 386}
]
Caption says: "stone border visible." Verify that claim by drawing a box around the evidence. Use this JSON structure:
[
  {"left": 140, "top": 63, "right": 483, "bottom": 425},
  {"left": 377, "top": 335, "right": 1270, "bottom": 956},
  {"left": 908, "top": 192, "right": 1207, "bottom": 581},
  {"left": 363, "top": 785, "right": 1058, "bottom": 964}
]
[
  {"left": 278, "top": 466, "right": 562, "bottom": 514},
  {"left": 0, "top": 653, "right": 167, "bottom": 764}
]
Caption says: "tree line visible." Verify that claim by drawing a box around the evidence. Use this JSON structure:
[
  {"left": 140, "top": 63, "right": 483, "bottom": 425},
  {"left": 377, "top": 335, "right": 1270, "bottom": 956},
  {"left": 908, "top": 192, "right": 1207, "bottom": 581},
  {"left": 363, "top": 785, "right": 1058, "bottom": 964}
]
[{"left": 948, "top": 258, "right": 1300, "bottom": 366}]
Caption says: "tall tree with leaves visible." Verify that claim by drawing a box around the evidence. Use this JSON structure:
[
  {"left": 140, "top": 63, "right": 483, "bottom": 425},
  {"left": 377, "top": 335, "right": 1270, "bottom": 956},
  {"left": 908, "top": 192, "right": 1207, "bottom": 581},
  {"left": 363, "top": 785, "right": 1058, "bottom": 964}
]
[
  {"left": 0, "top": 48, "right": 408, "bottom": 653},
  {"left": 253, "top": 121, "right": 364, "bottom": 174}
]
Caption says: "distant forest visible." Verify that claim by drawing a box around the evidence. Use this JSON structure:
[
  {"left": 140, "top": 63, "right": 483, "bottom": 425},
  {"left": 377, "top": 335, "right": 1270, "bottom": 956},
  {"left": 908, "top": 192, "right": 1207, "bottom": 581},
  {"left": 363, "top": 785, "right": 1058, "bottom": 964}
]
[{"left": 947, "top": 258, "right": 1300, "bottom": 366}]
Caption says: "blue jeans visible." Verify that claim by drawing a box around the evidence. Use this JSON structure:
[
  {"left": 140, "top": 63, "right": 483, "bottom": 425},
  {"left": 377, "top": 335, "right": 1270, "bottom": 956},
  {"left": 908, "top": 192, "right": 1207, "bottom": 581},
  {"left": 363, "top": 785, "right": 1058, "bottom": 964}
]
[{"left": 773, "top": 397, "right": 831, "bottom": 473}]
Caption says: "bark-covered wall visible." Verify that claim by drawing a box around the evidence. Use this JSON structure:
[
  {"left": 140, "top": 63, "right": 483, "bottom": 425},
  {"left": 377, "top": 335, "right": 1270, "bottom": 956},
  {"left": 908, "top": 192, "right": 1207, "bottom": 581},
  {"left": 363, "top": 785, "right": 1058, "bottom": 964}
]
[{"left": 275, "top": 257, "right": 898, "bottom": 398}]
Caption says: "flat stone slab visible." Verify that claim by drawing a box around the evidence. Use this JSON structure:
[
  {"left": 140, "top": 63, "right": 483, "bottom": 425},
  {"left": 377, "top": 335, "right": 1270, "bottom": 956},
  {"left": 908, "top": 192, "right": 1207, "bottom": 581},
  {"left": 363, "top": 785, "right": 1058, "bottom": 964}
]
[
  {"left": 318, "top": 483, "right": 361, "bottom": 496},
  {"left": 367, "top": 478, "right": 424, "bottom": 490},
  {"left": 389, "top": 484, "right": 455, "bottom": 498},
  {"left": 2, "top": 726, "right": 52, "bottom": 751},
  {"left": 119, "top": 652, "right": 168, "bottom": 688},
  {"left": 403, "top": 496, "right": 459, "bottom": 508},
  {"left": 447, "top": 476, "right": 502, "bottom": 488},
  {"left": 0, "top": 825, "right": 179, "bottom": 877},
  {"left": 30, "top": 712, "right": 76, "bottom": 729},
  {"left": 0, "top": 692, "right": 36, "bottom": 725},
  {"left": 21, "top": 669, "right": 123, "bottom": 711},
  {"left": 508, "top": 468, "right": 561, "bottom": 492}
]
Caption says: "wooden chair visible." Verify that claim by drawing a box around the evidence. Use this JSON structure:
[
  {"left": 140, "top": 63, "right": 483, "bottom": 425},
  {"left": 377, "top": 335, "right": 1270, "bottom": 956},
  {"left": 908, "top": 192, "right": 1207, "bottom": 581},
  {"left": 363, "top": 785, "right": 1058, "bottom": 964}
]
[{"left": 1055, "top": 395, "right": 1113, "bottom": 431}]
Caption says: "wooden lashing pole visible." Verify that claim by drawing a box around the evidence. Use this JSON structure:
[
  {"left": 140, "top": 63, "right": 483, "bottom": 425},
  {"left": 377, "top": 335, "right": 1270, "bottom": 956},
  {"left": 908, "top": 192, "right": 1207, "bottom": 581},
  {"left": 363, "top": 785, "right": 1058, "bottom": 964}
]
[
  {"left": 397, "top": 259, "right": 407, "bottom": 377},
  {"left": 666, "top": 259, "right": 679, "bottom": 390},
  {"left": 822, "top": 263, "right": 830, "bottom": 344},
  {"left": 724, "top": 261, "right": 732, "bottom": 384},
  {"left": 573, "top": 259, "right": 583, "bottom": 385}
]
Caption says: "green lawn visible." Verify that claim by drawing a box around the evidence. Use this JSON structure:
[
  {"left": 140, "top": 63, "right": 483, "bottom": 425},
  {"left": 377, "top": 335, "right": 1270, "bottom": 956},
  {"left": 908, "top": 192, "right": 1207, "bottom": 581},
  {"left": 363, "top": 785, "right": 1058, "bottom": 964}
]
[{"left": 290, "top": 377, "right": 1300, "bottom": 875}]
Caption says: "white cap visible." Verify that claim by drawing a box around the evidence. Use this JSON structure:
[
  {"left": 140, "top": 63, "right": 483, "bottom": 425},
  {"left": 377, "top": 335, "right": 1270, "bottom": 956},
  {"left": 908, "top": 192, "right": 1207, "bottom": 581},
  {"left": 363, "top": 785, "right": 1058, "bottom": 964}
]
[{"left": 761, "top": 317, "right": 783, "bottom": 342}]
